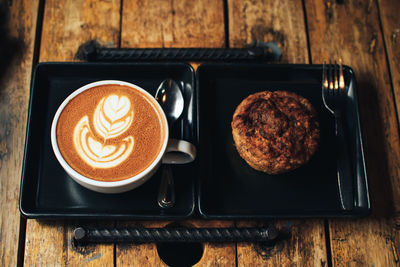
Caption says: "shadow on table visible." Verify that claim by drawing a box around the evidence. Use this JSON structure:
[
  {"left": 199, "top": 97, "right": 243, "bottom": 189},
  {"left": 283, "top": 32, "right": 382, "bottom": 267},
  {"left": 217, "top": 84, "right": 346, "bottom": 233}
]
[
  {"left": 357, "top": 71, "right": 395, "bottom": 218},
  {"left": 0, "top": 2, "right": 25, "bottom": 88}
]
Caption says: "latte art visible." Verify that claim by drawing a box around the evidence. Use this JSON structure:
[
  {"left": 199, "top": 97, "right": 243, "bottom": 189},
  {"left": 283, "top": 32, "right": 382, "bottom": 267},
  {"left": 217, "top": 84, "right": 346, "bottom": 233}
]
[
  {"left": 93, "top": 95, "right": 134, "bottom": 139},
  {"left": 73, "top": 94, "right": 135, "bottom": 168}
]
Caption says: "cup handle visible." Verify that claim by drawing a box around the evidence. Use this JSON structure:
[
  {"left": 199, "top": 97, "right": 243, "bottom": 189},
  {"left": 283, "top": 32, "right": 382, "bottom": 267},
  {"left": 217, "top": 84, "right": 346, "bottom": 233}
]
[{"left": 162, "top": 139, "right": 197, "bottom": 164}]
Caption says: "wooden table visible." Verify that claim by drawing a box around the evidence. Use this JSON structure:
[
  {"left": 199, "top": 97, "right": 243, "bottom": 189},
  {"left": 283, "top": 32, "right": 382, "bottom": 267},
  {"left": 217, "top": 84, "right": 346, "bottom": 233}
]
[{"left": 2, "top": 0, "right": 400, "bottom": 265}]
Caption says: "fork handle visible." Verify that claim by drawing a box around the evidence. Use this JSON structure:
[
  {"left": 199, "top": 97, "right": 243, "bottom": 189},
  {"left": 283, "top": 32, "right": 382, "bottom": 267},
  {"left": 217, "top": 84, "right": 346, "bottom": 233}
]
[{"left": 335, "top": 114, "right": 354, "bottom": 210}]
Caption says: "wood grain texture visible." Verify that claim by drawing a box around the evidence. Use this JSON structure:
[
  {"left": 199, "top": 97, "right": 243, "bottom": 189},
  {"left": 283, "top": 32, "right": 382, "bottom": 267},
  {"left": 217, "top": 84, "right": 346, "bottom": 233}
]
[
  {"left": 121, "top": 0, "right": 225, "bottom": 48},
  {"left": 193, "top": 220, "right": 236, "bottom": 267},
  {"left": 116, "top": 221, "right": 168, "bottom": 267},
  {"left": 305, "top": 0, "right": 400, "bottom": 265},
  {"left": 24, "top": 0, "right": 120, "bottom": 265},
  {"left": 228, "top": 0, "right": 309, "bottom": 63},
  {"left": 40, "top": 0, "right": 120, "bottom": 61},
  {"left": 0, "top": 0, "right": 39, "bottom": 266},
  {"left": 378, "top": 0, "right": 400, "bottom": 128},
  {"left": 24, "top": 220, "right": 114, "bottom": 266},
  {"left": 228, "top": 0, "right": 327, "bottom": 265},
  {"left": 236, "top": 220, "right": 327, "bottom": 267}
]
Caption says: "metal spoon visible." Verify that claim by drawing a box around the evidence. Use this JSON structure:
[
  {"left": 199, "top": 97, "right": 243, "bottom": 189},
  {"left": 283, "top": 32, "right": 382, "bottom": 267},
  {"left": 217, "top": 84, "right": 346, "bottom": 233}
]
[{"left": 155, "top": 79, "right": 184, "bottom": 208}]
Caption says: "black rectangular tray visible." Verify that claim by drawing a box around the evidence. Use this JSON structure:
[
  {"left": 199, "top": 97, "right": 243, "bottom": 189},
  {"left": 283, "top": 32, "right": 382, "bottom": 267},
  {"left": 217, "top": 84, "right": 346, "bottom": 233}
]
[
  {"left": 20, "top": 62, "right": 196, "bottom": 219},
  {"left": 20, "top": 62, "right": 370, "bottom": 219},
  {"left": 196, "top": 63, "right": 370, "bottom": 218}
]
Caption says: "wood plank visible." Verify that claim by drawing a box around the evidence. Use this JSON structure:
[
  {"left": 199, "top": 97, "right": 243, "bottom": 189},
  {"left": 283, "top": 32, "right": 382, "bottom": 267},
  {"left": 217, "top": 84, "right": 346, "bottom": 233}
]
[
  {"left": 379, "top": 0, "right": 400, "bottom": 128},
  {"left": 305, "top": 0, "right": 400, "bottom": 265},
  {"left": 116, "top": 221, "right": 169, "bottom": 267},
  {"left": 121, "top": 0, "right": 225, "bottom": 48},
  {"left": 237, "top": 220, "right": 327, "bottom": 266},
  {"left": 24, "top": 0, "right": 120, "bottom": 265},
  {"left": 0, "top": 1, "right": 39, "bottom": 266},
  {"left": 118, "top": 1, "right": 233, "bottom": 266},
  {"left": 193, "top": 220, "right": 236, "bottom": 267},
  {"left": 25, "top": 220, "right": 114, "bottom": 266},
  {"left": 228, "top": 0, "right": 309, "bottom": 63},
  {"left": 39, "top": 0, "right": 121, "bottom": 61},
  {"left": 228, "top": 0, "right": 328, "bottom": 265}
]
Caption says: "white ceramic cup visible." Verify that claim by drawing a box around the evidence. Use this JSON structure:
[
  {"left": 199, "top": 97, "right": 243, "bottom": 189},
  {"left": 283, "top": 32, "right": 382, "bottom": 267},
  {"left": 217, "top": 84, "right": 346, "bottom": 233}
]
[{"left": 51, "top": 80, "right": 196, "bottom": 194}]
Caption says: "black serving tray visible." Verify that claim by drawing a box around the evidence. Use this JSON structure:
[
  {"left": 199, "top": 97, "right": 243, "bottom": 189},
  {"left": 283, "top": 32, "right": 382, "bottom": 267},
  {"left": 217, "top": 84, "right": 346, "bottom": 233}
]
[
  {"left": 20, "top": 62, "right": 370, "bottom": 219},
  {"left": 20, "top": 62, "right": 196, "bottom": 219},
  {"left": 196, "top": 63, "right": 370, "bottom": 218}
]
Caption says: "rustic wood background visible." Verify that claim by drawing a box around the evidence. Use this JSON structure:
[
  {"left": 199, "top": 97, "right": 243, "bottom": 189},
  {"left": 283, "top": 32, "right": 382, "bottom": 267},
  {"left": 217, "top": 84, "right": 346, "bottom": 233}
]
[{"left": 1, "top": 0, "right": 399, "bottom": 266}]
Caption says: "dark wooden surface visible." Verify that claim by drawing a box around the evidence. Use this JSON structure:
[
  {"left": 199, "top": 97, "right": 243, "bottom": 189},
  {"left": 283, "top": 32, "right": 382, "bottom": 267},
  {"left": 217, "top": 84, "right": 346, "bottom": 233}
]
[{"left": 1, "top": 0, "right": 400, "bottom": 265}]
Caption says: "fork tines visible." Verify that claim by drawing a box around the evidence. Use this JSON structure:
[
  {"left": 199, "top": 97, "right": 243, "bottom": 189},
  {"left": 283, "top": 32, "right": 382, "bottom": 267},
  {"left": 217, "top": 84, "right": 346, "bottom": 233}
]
[{"left": 323, "top": 59, "right": 345, "bottom": 93}]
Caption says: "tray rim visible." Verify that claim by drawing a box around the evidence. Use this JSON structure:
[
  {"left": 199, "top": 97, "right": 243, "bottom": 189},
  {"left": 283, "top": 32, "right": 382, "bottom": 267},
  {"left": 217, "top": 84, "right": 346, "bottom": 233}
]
[
  {"left": 19, "top": 61, "right": 197, "bottom": 219},
  {"left": 195, "top": 62, "right": 371, "bottom": 219}
]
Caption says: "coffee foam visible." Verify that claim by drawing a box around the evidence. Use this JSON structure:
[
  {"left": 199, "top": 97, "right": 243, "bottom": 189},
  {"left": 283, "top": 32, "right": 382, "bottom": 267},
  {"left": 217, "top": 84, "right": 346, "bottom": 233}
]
[{"left": 56, "top": 84, "right": 165, "bottom": 182}]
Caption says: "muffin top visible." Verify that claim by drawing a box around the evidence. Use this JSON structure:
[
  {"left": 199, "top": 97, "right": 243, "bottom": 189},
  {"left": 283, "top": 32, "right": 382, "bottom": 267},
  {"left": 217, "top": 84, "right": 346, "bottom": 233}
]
[{"left": 231, "top": 90, "right": 320, "bottom": 174}]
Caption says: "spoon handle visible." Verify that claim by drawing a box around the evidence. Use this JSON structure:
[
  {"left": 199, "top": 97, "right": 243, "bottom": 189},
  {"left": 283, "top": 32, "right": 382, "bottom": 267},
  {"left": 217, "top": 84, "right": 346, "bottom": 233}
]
[{"left": 157, "top": 165, "right": 175, "bottom": 208}]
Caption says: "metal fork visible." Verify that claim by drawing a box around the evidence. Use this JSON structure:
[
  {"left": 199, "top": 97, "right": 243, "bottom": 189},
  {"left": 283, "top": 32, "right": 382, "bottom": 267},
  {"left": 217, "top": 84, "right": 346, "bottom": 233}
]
[{"left": 322, "top": 60, "right": 353, "bottom": 211}]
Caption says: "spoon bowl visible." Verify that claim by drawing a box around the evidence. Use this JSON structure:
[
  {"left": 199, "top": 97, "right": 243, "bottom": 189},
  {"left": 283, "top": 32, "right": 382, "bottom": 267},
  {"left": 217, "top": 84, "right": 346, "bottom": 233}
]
[{"left": 156, "top": 79, "right": 184, "bottom": 125}]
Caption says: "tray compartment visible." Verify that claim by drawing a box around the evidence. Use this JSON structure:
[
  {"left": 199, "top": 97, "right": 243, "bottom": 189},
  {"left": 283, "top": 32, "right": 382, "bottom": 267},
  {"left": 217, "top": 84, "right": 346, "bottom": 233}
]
[
  {"left": 20, "top": 62, "right": 196, "bottom": 219},
  {"left": 196, "top": 63, "right": 369, "bottom": 218}
]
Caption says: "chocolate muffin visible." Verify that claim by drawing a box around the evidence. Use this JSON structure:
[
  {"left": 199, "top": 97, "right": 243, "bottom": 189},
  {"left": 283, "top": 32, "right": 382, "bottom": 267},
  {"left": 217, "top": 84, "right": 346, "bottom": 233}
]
[{"left": 231, "top": 91, "right": 320, "bottom": 174}]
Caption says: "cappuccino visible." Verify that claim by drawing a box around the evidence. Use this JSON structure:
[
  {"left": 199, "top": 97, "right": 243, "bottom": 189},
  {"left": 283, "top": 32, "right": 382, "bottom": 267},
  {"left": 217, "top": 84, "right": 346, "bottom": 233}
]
[{"left": 56, "top": 84, "right": 166, "bottom": 182}]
